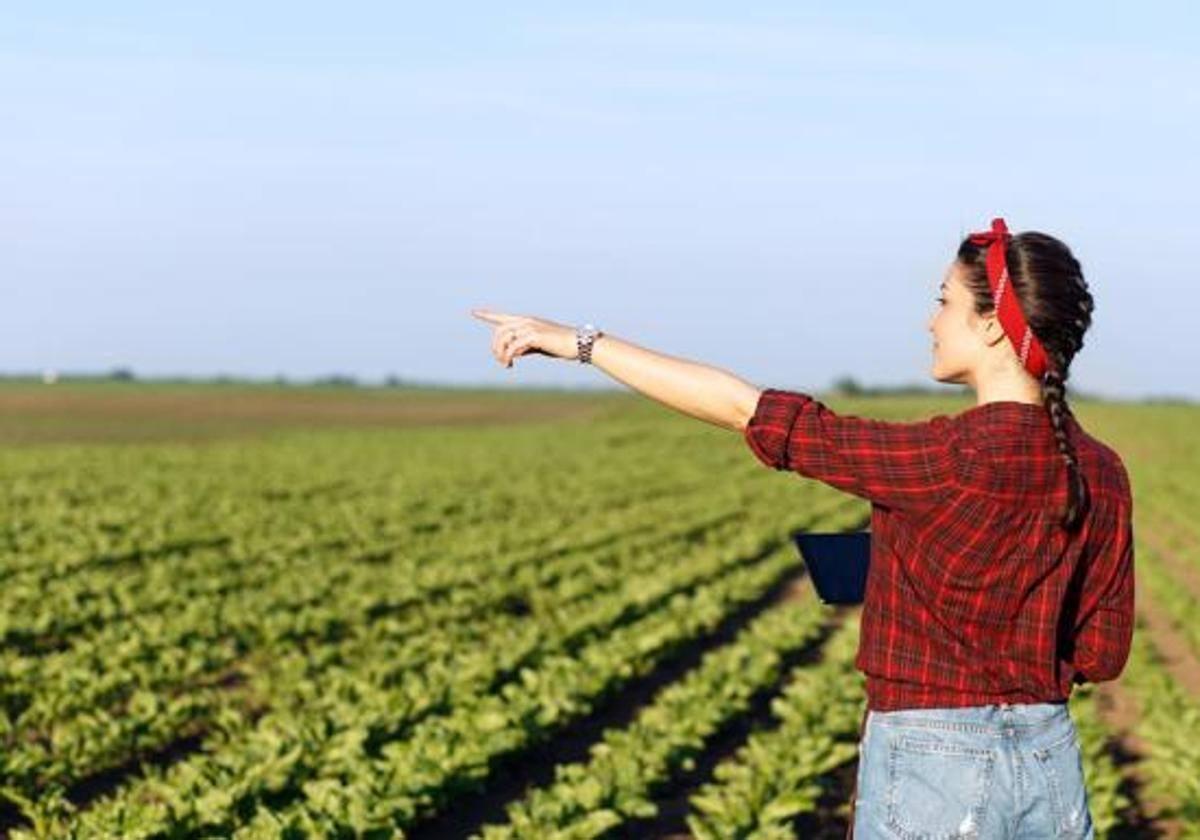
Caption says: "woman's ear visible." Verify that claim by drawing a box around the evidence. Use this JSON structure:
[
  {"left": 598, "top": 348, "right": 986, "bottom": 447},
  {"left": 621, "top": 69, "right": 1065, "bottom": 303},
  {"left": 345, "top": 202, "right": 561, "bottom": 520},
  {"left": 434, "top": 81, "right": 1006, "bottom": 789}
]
[{"left": 977, "top": 310, "right": 1009, "bottom": 349}]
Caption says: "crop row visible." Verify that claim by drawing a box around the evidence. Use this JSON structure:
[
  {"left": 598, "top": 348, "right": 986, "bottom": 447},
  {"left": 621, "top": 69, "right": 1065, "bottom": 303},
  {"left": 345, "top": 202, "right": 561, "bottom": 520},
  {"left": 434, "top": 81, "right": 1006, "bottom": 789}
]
[
  {"left": 477, "top": 584, "right": 839, "bottom": 838},
  {"left": 3, "top": 490, "right": 851, "bottom": 808},
  {"left": 18, "top": 516, "right": 851, "bottom": 837},
  {"left": 684, "top": 615, "right": 863, "bottom": 840}
]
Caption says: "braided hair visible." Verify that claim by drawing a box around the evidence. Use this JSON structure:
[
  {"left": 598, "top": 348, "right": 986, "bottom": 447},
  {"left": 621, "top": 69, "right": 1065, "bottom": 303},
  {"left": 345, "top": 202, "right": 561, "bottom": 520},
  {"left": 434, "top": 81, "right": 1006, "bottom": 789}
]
[{"left": 956, "top": 231, "right": 1096, "bottom": 532}]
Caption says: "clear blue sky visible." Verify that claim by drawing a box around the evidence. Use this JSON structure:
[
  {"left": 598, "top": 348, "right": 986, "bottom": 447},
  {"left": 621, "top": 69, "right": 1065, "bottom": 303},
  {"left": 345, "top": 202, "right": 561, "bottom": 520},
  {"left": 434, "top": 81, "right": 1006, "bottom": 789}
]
[{"left": 4, "top": 3, "right": 1196, "bottom": 399}]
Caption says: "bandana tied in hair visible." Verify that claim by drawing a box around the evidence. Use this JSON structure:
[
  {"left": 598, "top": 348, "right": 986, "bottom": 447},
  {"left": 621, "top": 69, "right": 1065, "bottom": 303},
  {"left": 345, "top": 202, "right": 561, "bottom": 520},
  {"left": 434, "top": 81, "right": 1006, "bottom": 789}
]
[{"left": 967, "top": 217, "right": 1052, "bottom": 380}]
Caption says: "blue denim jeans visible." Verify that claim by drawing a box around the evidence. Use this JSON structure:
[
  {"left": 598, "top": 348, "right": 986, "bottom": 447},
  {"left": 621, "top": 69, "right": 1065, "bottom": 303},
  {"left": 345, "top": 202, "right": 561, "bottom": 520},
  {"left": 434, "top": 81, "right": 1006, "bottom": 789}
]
[{"left": 852, "top": 701, "right": 1094, "bottom": 839}]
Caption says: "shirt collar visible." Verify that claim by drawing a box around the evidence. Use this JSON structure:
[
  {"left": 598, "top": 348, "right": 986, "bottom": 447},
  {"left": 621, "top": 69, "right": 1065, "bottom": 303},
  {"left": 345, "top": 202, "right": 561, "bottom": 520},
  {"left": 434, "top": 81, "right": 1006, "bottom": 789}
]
[{"left": 956, "top": 401, "right": 1067, "bottom": 436}]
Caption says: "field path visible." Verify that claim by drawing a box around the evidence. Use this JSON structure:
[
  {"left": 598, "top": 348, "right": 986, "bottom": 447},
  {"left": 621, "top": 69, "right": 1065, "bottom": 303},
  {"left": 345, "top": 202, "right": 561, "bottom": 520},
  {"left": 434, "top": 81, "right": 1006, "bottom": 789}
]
[
  {"left": 1091, "top": 548, "right": 1200, "bottom": 839},
  {"left": 1094, "top": 679, "right": 1179, "bottom": 838},
  {"left": 1139, "top": 514, "right": 1200, "bottom": 606}
]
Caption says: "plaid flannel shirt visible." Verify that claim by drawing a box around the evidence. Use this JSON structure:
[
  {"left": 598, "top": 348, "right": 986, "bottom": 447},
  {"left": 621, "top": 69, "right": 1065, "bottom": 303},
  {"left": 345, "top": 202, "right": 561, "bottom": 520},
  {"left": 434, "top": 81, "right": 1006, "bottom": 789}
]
[{"left": 744, "top": 388, "right": 1135, "bottom": 711}]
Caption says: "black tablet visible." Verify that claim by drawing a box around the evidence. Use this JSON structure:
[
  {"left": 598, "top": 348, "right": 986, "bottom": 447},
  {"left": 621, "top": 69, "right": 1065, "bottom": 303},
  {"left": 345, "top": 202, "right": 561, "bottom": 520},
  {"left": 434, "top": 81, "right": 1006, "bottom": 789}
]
[{"left": 789, "top": 530, "right": 871, "bottom": 605}]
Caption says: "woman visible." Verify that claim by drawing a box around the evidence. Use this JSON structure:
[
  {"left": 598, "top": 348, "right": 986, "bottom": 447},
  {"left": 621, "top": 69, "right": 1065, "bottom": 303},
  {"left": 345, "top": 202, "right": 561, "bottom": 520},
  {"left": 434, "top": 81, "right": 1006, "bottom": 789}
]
[{"left": 471, "top": 217, "right": 1133, "bottom": 839}]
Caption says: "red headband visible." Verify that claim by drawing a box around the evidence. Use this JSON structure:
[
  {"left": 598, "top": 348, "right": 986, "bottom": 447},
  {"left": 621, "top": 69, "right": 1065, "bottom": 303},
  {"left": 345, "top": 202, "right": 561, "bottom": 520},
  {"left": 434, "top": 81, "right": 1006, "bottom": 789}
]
[{"left": 967, "top": 217, "right": 1052, "bottom": 380}]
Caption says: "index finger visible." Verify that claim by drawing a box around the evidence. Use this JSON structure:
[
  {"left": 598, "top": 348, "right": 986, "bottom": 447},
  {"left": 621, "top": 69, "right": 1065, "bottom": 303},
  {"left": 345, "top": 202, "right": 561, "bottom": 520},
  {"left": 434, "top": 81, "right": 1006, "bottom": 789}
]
[{"left": 471, "top": 308, "right": 513, "bottom": 326}]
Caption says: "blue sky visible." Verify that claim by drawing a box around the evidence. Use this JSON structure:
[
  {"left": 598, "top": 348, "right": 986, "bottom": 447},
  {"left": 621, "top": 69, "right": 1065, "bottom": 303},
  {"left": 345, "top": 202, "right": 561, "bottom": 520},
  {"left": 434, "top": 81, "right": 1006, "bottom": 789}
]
[{"left": 3, "top": 3, "right": 1196, "bottom": 399}]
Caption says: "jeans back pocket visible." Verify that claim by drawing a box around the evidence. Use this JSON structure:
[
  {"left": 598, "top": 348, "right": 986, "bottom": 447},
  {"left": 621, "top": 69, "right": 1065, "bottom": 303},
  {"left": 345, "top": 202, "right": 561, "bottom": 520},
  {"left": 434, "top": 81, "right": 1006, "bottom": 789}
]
[
  {"left": 885, "top": 734, "right": 996, "bottom": 839},
  {"left": 1031, "top": 727, "right": 1093, "bottom": 838}
]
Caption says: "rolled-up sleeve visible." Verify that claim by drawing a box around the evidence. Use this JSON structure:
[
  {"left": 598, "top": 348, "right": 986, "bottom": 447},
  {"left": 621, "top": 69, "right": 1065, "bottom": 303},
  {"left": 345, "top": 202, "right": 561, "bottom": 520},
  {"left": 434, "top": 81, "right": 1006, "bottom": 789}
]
[{"left": 743, "top": 388, "right": 957, "bottom": 514}]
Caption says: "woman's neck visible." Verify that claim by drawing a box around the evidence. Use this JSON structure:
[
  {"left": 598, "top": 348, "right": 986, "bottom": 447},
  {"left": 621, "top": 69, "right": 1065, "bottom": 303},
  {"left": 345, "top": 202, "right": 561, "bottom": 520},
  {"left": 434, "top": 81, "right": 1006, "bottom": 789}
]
[{"left": 971, "top": 372, "right": 1043, "bottom": 407}]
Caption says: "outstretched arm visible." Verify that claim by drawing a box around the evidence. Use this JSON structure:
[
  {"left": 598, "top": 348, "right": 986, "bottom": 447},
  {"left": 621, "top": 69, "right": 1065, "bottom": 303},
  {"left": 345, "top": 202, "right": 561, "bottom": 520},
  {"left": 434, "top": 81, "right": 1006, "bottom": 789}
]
[
  {"left": 471, "top": 308, "right": 958, "bottom": 516},
  {"left": 471, "top": 308, "right": 761, "bottom": 432},
  {"left": 588, "top": 331, "right": 761, "bottom": 432}
]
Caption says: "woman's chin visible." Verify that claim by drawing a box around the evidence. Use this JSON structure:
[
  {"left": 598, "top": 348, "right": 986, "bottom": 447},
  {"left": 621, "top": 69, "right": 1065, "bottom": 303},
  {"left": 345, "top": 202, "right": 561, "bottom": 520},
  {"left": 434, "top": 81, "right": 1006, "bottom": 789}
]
[
  {"left": 930, "top": 363, "right": 956, "bottom": 385},
  {"left": 932, "top": 369, "right": 964, "bottom": 386}
]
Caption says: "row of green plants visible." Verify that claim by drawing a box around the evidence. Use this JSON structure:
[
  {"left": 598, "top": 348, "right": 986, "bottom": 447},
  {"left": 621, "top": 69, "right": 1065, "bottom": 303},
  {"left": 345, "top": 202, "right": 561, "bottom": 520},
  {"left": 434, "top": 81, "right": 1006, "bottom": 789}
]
[
  {"left": 685, "top": 616, "right": 863, "bottom": 839},
  {"left": 0, "top": 497, "right": 780, "bottom": 795},
  {"left": 50, "top": 537, "right": 814, "bottom": 837},
  {"left": 1066, "top": 683, "right": 1130, "bottom": 837},
  {"left": 1112, "top": 614, "right": 1200, "bottom": 830},
  {"left": 0, "top": 404, "right": 912, "bottom": 835},
  {"left": 3, "top": 424, "right": 847, "bottom": 819},
  {"left": 1134, "top": 520, "right": 1200, "bottom": 660},
  {"left": 2, "top": 504, "right": 824, "bottom": 831},
  {"left": 476, "top": 585, "right": 838, "bottom": 838}
]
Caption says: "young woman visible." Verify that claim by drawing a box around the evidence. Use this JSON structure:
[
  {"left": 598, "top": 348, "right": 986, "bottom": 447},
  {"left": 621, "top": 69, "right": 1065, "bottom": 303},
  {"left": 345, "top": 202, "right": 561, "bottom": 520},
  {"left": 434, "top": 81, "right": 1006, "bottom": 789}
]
[{"left": 471, "top": 217, "right": 1133, "bottom": 839}]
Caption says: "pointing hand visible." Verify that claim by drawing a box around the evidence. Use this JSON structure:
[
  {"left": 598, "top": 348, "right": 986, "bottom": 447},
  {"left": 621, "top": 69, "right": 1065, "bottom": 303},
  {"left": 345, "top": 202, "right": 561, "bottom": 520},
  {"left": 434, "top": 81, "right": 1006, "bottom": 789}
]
[{"left": 470, "top": 309, "right": 578, "bottom": 368}]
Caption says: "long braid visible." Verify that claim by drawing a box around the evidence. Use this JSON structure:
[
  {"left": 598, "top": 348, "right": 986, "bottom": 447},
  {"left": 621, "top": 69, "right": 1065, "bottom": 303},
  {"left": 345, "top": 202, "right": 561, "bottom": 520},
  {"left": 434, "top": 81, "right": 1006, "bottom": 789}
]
[{"left": 1042, "top": 353, "right": 1089, "bottom": 532}]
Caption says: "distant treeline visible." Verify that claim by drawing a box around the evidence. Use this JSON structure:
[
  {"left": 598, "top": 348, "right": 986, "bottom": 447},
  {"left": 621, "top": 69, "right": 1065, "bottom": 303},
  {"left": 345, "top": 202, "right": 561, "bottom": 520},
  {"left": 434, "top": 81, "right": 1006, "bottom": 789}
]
[
  {"left": 0, "top": 369, "right": 604, "bottom": 393},
  {"left": 1, "top": 369, "right": 426, "bottom": 389},
  {"left": 824, "top": 375, "right": 1190, "bottom": 405},
  {"left": 0, "top": 370, "right": 1191, "bottom": 405}
]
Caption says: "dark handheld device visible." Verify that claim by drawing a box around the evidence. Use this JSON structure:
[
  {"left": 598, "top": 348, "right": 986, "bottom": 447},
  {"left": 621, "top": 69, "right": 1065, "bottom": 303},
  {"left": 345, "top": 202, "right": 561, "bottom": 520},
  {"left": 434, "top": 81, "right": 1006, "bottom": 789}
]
[{"left": 789, "top": 530, "right": 871, "bottom": 605}]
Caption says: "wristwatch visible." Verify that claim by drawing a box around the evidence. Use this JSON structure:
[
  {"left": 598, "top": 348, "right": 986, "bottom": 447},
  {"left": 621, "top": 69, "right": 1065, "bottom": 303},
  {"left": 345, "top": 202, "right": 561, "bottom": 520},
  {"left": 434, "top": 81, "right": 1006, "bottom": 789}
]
[{"left": 575, "top": 323, "right": 603, "bottom": 364}]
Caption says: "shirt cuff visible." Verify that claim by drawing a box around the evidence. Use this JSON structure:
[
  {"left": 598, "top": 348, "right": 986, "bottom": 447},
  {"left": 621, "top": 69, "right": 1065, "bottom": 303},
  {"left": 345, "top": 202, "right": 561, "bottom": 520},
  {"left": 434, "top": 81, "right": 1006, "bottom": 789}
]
[{"left": 744, "top": 388, "right": 812, "bottom": 470}]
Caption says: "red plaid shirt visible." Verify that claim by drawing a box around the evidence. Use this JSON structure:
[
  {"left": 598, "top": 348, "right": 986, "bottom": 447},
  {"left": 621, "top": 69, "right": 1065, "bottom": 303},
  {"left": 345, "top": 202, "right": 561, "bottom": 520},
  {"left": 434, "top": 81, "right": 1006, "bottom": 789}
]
[{"left": 744, "top": 388, "right": 1135, "bottom": 711}]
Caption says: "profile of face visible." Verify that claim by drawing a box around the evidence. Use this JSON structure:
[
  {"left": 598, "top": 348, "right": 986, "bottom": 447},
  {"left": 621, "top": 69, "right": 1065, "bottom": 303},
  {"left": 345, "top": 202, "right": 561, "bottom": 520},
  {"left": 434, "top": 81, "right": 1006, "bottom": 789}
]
[{"left": 928, "top": 260, "right": 1002, "bottom": 388}]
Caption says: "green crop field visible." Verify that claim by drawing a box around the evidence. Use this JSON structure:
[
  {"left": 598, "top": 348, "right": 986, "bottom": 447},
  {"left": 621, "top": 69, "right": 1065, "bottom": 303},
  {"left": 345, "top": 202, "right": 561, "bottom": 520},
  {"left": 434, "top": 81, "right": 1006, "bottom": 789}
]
[{"left": 0, "top": 382, "right": 1196, "bottom": 838}]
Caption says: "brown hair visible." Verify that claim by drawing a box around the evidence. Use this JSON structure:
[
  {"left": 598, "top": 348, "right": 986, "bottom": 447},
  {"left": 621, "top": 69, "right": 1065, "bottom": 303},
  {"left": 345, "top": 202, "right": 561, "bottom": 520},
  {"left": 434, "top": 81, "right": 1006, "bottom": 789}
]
[{"left": 956, "top": 230, "right": 1095, "bottom": 532}]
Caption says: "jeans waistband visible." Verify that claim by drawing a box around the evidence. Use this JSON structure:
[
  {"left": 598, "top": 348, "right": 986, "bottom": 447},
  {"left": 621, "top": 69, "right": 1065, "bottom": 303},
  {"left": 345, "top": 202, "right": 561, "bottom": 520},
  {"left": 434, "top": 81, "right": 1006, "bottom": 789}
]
[{"left": 868, "top": 701, "right": 1071, "bottom": 737}]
